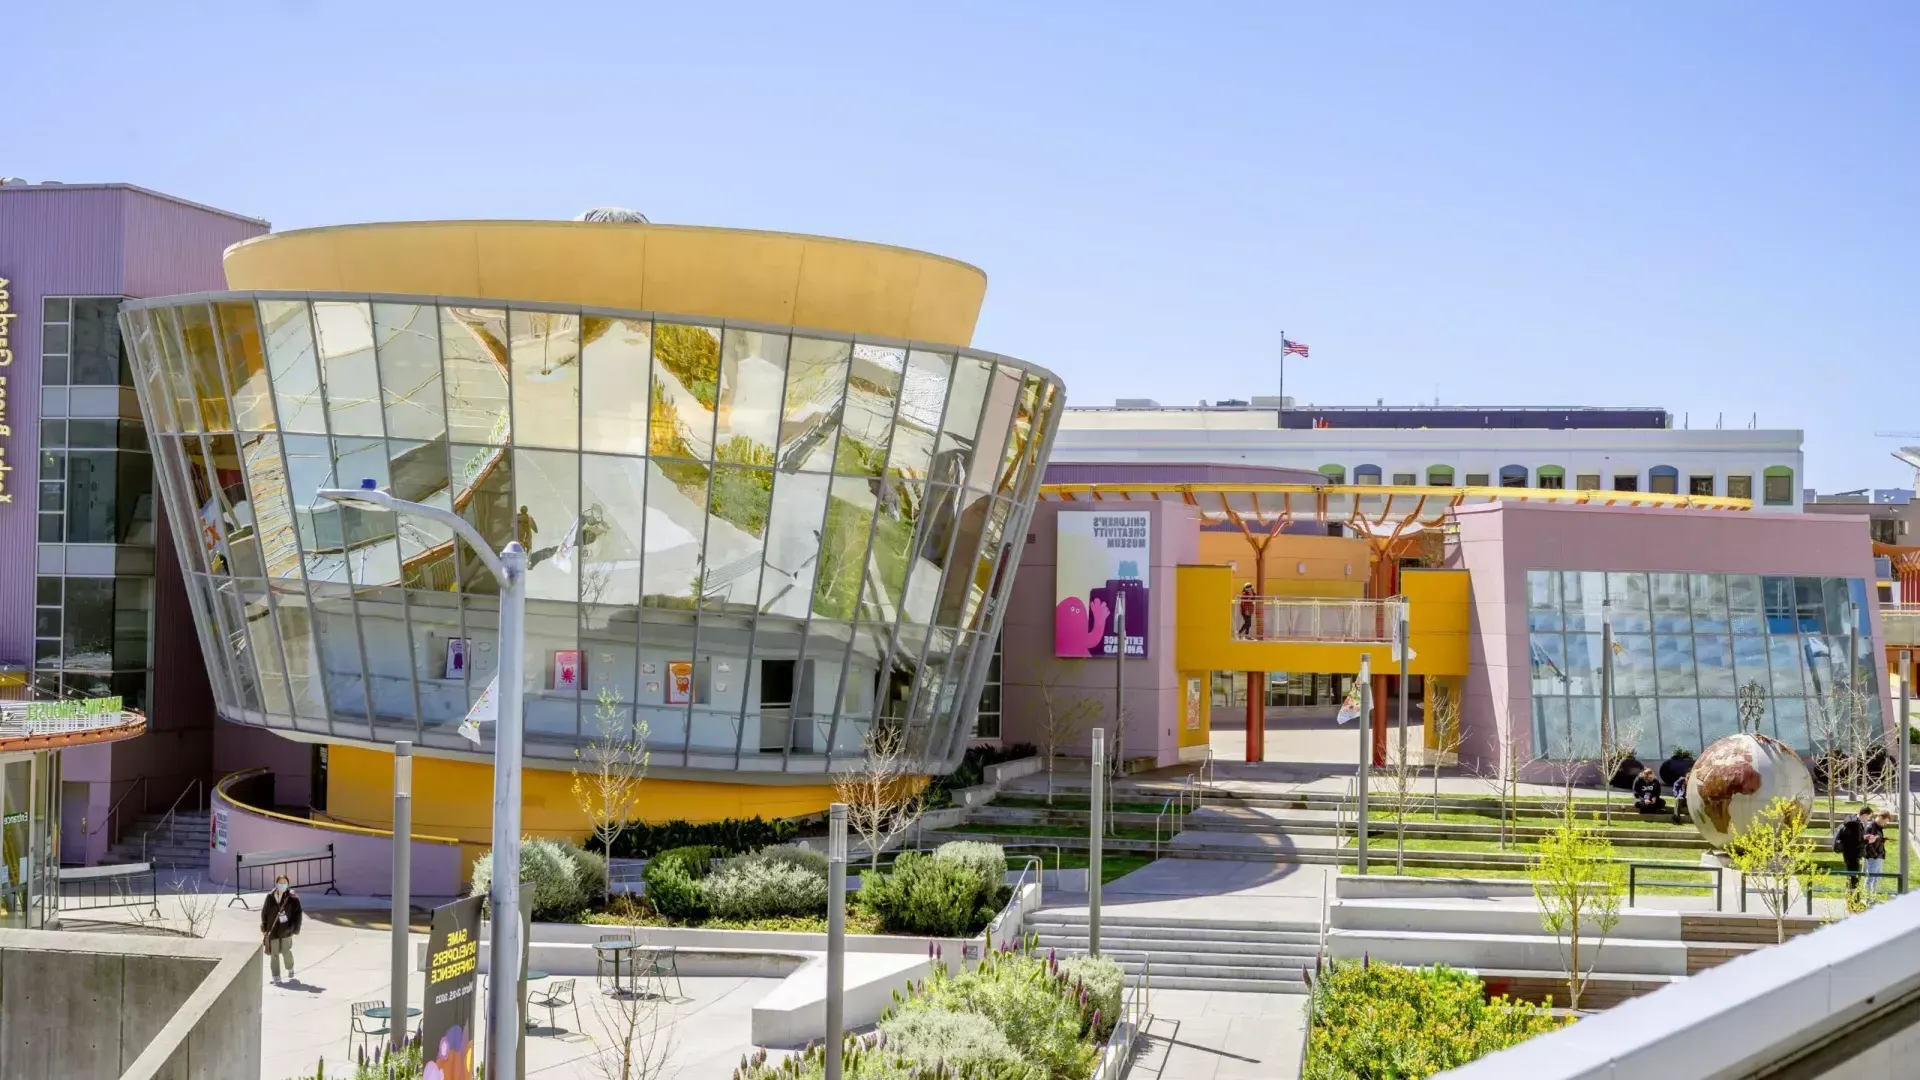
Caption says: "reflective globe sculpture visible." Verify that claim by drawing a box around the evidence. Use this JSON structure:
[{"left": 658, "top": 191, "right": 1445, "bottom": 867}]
[{"left": 1686, "top": 733, "right": 1815, "bottom": 848}]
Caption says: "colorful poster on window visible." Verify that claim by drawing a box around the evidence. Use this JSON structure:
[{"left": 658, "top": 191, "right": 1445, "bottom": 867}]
[
  {"left": 667, "top": 661, "right": 693, "bottom": 704},
  {"left": 444, "top": 637, "right": 469, "bottom": 679},
  {"left": 421, "top": 895, "right": 483, "bottom": 1080},
  {"left": 1054, "top": 511, "right": 1150, "bottom": 658},
  {"left": 1185, "top": 677, "right": 1202, "bottom": 730},
  {"left": 552, "top": 649, "right": 581, "bottom": 692}
]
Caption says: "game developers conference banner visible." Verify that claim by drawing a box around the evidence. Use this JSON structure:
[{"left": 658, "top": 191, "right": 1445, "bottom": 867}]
[
  {"left": 1054, "top": 510, "right": 1150, "bottom": 659},
  {"left": 422, "top": 896, "right": 484, "bottom": 1080}
]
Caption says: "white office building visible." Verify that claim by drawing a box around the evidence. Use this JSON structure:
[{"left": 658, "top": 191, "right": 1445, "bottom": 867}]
[{"left": 1053, "top": 404, "right": 1806, "bottom": 510}]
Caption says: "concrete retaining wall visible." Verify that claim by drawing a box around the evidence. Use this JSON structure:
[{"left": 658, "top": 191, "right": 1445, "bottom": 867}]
[
  {"left": 1334, "top": 874, "right": 1537, "bottom": 900},
  {"left": 0, "top": 928, "right": 261, "bottom": 1080}
]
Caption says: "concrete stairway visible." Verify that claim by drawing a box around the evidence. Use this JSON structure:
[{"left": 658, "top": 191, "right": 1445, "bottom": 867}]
[
  {"left": 1024, "top": 908, "right": 1320, "bottom": 994},
  {"left": 102, "top": 810, "right": 210, "bottom": 870}
]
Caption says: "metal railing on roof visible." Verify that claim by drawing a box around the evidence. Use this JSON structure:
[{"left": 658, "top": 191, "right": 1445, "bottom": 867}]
[{"left": 1232, "top": 596, "right": 1405, "bottom": 644}]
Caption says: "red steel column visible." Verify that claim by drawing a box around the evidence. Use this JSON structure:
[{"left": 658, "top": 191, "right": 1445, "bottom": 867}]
[{"left": 1247, "top": 672, "right": 1265, "bottom": 762}]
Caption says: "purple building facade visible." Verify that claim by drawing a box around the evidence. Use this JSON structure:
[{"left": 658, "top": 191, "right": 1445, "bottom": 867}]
[{"left": 0, "top": 181, "right": 271, "bottom": 863}]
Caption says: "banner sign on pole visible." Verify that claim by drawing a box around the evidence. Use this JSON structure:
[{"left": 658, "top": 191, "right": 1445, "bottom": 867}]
[
  {"left": 422, "top": 895, "right": 484, "bottom": 1079},
  {"left": 1054, "top": 510, "right": 1151, "bottom": 659}
]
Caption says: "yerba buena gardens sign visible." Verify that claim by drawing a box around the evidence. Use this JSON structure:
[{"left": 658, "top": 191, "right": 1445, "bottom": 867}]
[
  {"left": 6, "top": 696, "right": 126, "bottom": 723},
  {"left": 0, "top": 277, "right": 14, "bottom": 505}
]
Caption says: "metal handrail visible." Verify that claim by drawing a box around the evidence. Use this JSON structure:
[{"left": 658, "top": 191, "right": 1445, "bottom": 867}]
[
  {"left": 86, "top": 777, "right": 150, "bottom": 850},
  {"left": 1626, "top": 860, "right": 1723, "bottom": 908},
  {"left": 1232, "top": 596, "right": 1405, "bottom": 644},
  {"left": 141, "top": 778, "right": 207, "bottom": 863}
]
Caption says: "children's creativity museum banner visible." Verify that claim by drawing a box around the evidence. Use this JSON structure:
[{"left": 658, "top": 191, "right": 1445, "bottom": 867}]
[{"left": 1054, "top": 510, "right": 1150, "bottom": 658}]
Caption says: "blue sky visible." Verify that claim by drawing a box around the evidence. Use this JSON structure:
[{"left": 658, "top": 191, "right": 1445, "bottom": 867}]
[{"left": 17, "top": 2, "right": 1916, "bottom": 489}]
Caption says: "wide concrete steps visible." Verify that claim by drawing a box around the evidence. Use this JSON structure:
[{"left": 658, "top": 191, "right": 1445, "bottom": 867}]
[
  {"left": 1328, "top": 926, "right": 1687, "bottom": 976},
  {"left": 1026, "top": 910, "right": 1319, "bottom": 995}
]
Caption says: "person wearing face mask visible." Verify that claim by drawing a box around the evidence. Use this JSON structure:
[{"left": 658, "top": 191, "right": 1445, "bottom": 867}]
[{"left": 260, "top": 874, "right": 304, "bottom": 984}]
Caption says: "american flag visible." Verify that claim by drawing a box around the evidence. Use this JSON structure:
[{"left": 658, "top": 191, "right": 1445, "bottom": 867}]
[{"left": 1282, "top": 338, "right": 1310, "bottom": 357}]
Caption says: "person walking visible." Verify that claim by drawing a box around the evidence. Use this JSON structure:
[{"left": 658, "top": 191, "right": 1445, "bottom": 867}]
[
  {"left": 1237, "top": 583, "right": 1256, "bottom": 637},
  {"left": 1864, "top": 812, "right": 1890, "bottom": 896},
  {"left": 261, "top": 873, "right": 304, "bottom": 985},
  {"left": 1835, "top": 806, "right": 1873, "bottom": 902}
]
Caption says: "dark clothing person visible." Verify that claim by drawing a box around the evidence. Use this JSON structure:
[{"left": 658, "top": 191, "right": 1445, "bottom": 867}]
[
  {"left": 1671, "top": 776, "right": 1690, "bottom": 825},
  {"left": 1237, "top": 586, "right": 1256, "bottom": 636},
  {"left": 1632, "top": 771, "right": 1666, "bottom": 813},
  {"left": 261, "top": 883, "right": 303, "bottom": 982},
  {"left": 1836, "top": 812, "right": 1871, "bottom": 897}
]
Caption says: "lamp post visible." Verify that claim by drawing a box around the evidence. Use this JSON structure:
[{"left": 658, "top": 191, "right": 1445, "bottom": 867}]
[
  {"left": 1356, "top": 654, "right": 1372, "bottom": 876},
  {"left": 390, "top": 741, "right": 412, "bottom": 1052},
  {"left": 1089, "top": 726, "right": 1104, "bottom": 957},
  {"left": 1901, "top": 651, "right": 1912, "bottom": 896},
  {"left": 318, "top": 481, "right": 528, "bottom": 1080},
  {"left": 826, "top": 804, "right": 847, "bottom": 1080}
]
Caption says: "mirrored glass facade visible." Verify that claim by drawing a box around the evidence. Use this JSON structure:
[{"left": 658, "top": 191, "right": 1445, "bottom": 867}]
[
  {"left": 122, "top": 293, "right": 1063, "bottom": 775},
  {"left": 1526, "top": 570, "right": 1877, "bottom": 759}
]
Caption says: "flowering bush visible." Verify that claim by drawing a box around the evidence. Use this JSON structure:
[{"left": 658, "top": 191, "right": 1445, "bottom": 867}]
[
  {"left": 876, "top": 1008, "right": 1038, "bottom": 1079},
  {"left": 1304, "top": 959, "right": 1567, "bottom": 1080},
  {"left": 1058, "top": 956, "right": 1123, "bottom": 1039}
]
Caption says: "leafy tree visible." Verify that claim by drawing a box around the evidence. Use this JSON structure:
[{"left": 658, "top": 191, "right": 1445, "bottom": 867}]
[
  {"left": 1726, "top": 796, "right": 1831, "bottom": 944},
  {"left": 1528, "top": 808, "right": 1624, "bottom": 1011}
]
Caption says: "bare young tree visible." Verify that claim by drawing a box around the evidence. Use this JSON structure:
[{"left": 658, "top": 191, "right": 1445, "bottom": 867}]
[
  {"left": 1596, "top": 715, "right": 1647, "bottom": 826},
  {"left": 1430, "top": 686, "right": 1462, "bottom": 821},
  {"left": 1811, "top": 674, "right": 1883, "bottom": 822},
  {"left": 168, "top": 877, "right": 217, "bottom": 939},
  {"left": 834, "top": 723, "right": 928, "bottom": 870},
  {"left": 1377, "top": 735, "right": 1423, "bottom": 873},
  {"left": 572, "top": 687, "right": 650, "bottom": 902},
  {"left": 1465, "top": 716, "right": 1543, "bottom": 850},
  {"left": 1030, "top": 663, "right": 1101, "bottom": 806},
  {"left": 588, "top": 986, "right": 675, "bottom": 1080}
]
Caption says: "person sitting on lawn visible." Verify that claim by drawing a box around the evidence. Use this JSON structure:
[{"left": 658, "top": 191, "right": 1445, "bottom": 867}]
[{"left": 1632, "top": 769, "right": 1666, "bottom": 813}]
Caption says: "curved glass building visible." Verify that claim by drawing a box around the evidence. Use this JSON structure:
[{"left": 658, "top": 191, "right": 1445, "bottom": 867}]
[{"left": 119, "top": 220, "right": 1063, "bottom": 834}]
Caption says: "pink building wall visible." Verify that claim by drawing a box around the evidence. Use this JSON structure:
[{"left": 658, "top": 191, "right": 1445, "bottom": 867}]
[
  {"left": 211, "top": 775, "right": 464, "bottom": 899},
  {"left": 999, "top": 499, "right": 1201, "bottom": 768},
  {"left": 1449, "top": 502, "right": 1886, "bottom": 772}
]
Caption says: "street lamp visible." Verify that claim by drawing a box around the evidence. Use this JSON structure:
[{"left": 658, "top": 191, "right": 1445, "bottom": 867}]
[{"left": 318, "top": 480, "right": 529, "bottom": 1080}]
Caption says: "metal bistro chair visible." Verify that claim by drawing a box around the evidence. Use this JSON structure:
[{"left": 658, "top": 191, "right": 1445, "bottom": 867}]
[
  {"left": 636, "top": 943, "right": 683, "bottom": 1000},
  {"left": 595, "top": 933, "right": 638, "bottom": 994},
  {"left": 528, "top": 978, "right": 580, "bottom": 1033},
  {"left": 348, "top": 1001, "right": 390, "bottom": 1059}
]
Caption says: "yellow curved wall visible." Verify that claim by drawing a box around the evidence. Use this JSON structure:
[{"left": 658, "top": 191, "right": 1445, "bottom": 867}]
[
  {"left": 324, "top": 745, "right": 838, "bottom": 849},
  {"left": 223, "top": 221, "right": 988, "bottom": 345}
]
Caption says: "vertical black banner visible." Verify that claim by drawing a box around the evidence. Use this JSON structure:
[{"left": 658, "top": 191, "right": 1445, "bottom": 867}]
[{"left": 422, "top": 895, "right": 484, "bottom": 1079}]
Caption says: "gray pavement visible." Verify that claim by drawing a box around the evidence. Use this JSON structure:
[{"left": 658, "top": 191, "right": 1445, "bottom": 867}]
[
  {"left": 1047, "top": 857, "right": 1335, "bottom": 927},
  {"left": 1132, "top": 989, "right": 1308, "bottom": 1080}
]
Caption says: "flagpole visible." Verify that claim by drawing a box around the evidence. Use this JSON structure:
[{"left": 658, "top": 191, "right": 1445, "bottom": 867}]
[{"left": 1277, "top": 331, "right": 1285, "bottom": 429}]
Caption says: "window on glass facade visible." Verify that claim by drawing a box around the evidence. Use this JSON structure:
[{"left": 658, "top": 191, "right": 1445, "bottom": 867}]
[
  {"left": 973, "top": 633, "right": 1002, "bottom": 740},
  {"left": 1764, "top": 468, "right": 1794, "bottom": 505},
  {"left": 40, "top": 297, "right": 126, "bottom": 387},
  {"left": 1727, "top": 475, "right": 1753, "bottom": 500},
  {"left": 1527, "top": 569, "right": 1871, "bottom": 759}
]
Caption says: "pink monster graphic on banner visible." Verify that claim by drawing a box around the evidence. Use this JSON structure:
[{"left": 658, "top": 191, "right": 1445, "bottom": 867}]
[{"left": 1055, "top": 595, "right": 1110, "bottom": 657}]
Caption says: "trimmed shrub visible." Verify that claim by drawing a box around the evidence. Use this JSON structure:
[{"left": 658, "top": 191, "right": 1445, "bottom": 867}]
[
  {"left": 857, "top": 852, "right": 1000, "bottom": 937},
  {"left": 876, "top": 1008, "right": 1041, "bottom": 1080},
  {"left": 563, "top": 843, "right": 610, "bottom": 900},
  {"left": 891, "top": 945, "right": 1101, "bottom": 1080},
  {"left": 750, "top": 844, "right": 830, "bottom": 879},
  {"left": 470, "top": 838, "right": 590, "bottom": 919},
  {"left": 643, "top": 845, "right": 716, "bottom": 922},
  {"left": 602, "top": 816, "right": 803, "bottom": 859},
  {"left": 1059, "top": 955, "right": 1123, "bottom": 1038},
  {"left": 1304, "top": 960, "right": 1567, "bottom": 1080},
  {"left": 704, "top": 853, "right": 829, "bottom": 920},
  {"left": 934, "top": 841, "right": 1007, "bottom": 886}
]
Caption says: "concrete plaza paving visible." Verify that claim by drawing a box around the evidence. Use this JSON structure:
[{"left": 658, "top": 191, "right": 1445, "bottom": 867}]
[{"left": 1132, "top": 989, "right": 1308, "bottom": 1080}]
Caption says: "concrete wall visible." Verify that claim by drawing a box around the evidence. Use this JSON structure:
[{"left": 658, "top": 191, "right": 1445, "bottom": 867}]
[
  {"left": 0, "top": 928, "right": 260, "bottom": 1079},
  {"left": 1448, "top": 502, "right": 1886, "bottom": 771},
  {"left": 1001, "top": 500, "right": 1201, "bottom": 767}
]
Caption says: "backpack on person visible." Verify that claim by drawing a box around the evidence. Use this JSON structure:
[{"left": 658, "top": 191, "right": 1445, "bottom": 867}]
[{"left": 1833, "top": 823, "right": 1847, "bottom": 853}]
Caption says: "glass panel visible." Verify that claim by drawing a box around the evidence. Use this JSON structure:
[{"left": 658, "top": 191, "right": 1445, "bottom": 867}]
[
  {"left": 309, "top": 582, "right": 366, "bottom": 721},
  {"left": 579, "top": 453, "right": 646, "bottom": 611},
  {"left": 581, "top": 316, "right": 652, "bottom": 454},
  {"left": 279, "top": 434, "right": 348, "bottom": 584},
  {"left": 641, "top": 458, "right": 707, "bottom": 609},
  {"left": 352, "top": 588, "right": 415, "bottom": 725},
  {"left": 1569, "top": 697, "right": 1601, "bottom": 758},
  {"left": 960, "top": 497, "right": 1015, "bottom": 631},
  {"left": 64, "top": 450, "right": 118, "bottom": 544},
  {"left": 1650, "top": 572, "right": 1691, "bottom": 633},
  {"left": 1794, "top": 576, "right": 1825, "bottom": 633},
  {"left": 887, "top": 349, "right": 951, "bottom": 483},
  {"left": 1762, "top": 576, "right": 1797, "bottom": 634},
  {"left": 202, "top": 435, "right": 260, "bottom": 577},
  {"left": 777, "top": 336, "right": 852, "bottom": 473},
  {"left": 262, "top": 300, "right": 326, "bottom": 434},
  {"left": 758, "top": 470, "right": 831, "bottom": 619},
  {"left": 524, "top": 599, "right": 580, "bottom": 740},
  {"left": 62, "top": 579, "right": 114, "bottom": 671},
  {"left": 1728, "top": 574, "right": 1765, "bottom": 635},
  {"left": 441, "top": 307, "right": 511, "bottom": 446},
  {"left": 1535, "top": 696, "right": 1571, "bottom": 761},
  {"left": 44, "top": 297, "right": 68, "bottom": 323},
  {"left": 271, "top": 582, "right": 329, "bottom": 726},
  {"left": 210, "top": 579, "right": 261, "bottom": 712},
  {"left": 373, "top": 303, "right": 446, "bottom": 441},
  {"left": 515, "top": 448, "right": 581, "bottom": 603},
  {"left": 1607, "top": 572, "right": 1650, "bottom": 633},
  {"left": 651, "top": 322, "right": 721, "bottom": 460},
  {"left": 152, "top": 306, "right": 202, "bottom": 434},
  {"left": 239, "top": 580, "right": 292, "bottom": 716},
  {"left": 509, "top": 310, "right": 581, "bottom": 450},
  {"left": 813, "top": 475, "right": 876, "bottom": 620},
  {"left": 702, "top": 466, "right": 772, "bottom": 610},
  {"left": 933, "top": 356, "right": 991, "bottom": 487},
  {"left": 1526, "top": 570, "right": 1561, "bottom": 631},
  {"left": 71, "top": 298, "right": 124, "bottom": 386},
  {"left": 240, "top": 433, "right": 302, "bottom": 579},
  {"left": 1773, "top": 697, "right": 1810, "bottom": 752},
  {"left": 1563, "top": 571, "right": 1607, "bottom": 633},
  {"left": 992, "top": 376, "right": 1042, "bottom": 497},
  {"left": 1613, "top": 633, "right": 1657, "bottom": 696},
  {"left": 714, "top": 327, "right": 786, "bottom": 466},
  {"left": 1654, "top": 634, "right": 1697, "bottom": 694},
  {"left": 867, "top": 478, "right": 926, "bottom": 622},
  {"left": 1695, "top": 634, "right": 1735, "bottom": 696},
  {"left": 1733, "top": 635, "right": 1770, "bottom": 695},
  {"left": 689, "top": 618, "right": 749, "bottom": 754},
  {"left": 1658, "top": 698, "right": 1701, "bottom": 754},
  {"left": 216, "top": 300, "right": 275, "bottom": 432},
  {"left": 1689, "top": 574, "right": 1730, "bottom": 634},
  {"left": 451, "top": 443, "right": 514, "bottom": 594},
  {"left": 176, "top": 302, "right": 231, "bottom": 431},
  {"left": 1529, "top": 633, "right": 1566, "bottom": 695},
  {"left": 1768, "top": 634, "right": 1806, "bottom": 696},
  {"left": 836, "top": 343, "right": 901, "bottom": 478},
  {"left": 393, "top": 437, "right": 456, "bottom": 592},
  {"left": 968, "top": 365, "right": 1022, "bottom": 496},
  {"left": 1007, "top": 376, "right": 1057, "bottom": 502},
  {"left": 1700, "top": 698, "right": 1740, "bottom": 746},
  {"left": 1612, "top": 697, "right": 1661, "bottom": 759},
  {"left": 1563, "top": 633, "right": 1603, "bottom": 695},
  {"left": 335, "top": 438, "right": 400, "bottom": 587},
  {"left": 407, "top": 592, "right": 467, "bottom": 730}
]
